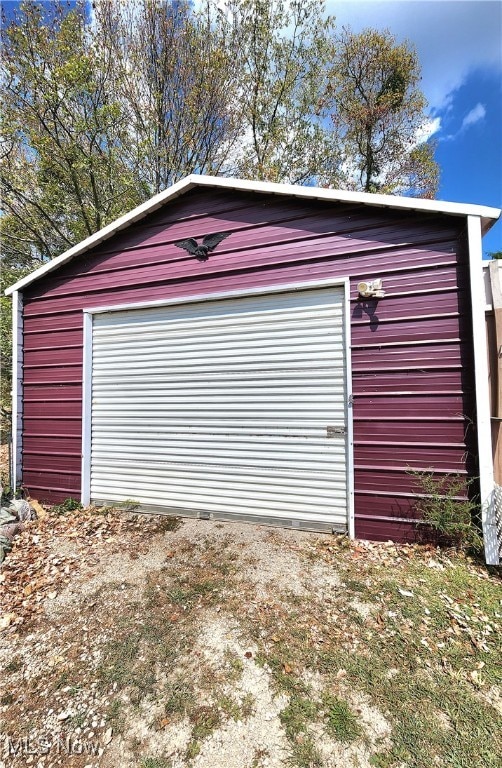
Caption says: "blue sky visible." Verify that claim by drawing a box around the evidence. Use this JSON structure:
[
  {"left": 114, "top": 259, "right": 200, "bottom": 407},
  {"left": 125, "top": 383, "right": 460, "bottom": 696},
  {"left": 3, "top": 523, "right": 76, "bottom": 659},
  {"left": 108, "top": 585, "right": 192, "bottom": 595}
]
[
  {"left": 329, "top": 0, "right": 502, "bottom": 257},
  {"left": 3, "top": 0, "right": 501, "bottom": 256}
]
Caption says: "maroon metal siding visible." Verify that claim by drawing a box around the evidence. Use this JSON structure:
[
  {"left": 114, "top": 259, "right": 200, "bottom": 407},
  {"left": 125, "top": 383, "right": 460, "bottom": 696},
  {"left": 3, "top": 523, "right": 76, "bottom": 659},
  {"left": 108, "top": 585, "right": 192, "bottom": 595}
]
[{"left": 21, "top": 189, "right": 476, "bottom": 541}]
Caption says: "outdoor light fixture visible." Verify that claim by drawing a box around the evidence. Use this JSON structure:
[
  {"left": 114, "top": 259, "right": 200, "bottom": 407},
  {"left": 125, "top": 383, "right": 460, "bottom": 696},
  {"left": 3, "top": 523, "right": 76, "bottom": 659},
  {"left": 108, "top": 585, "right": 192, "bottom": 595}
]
[{"left": 357, "top": 279, "right": 385, "bottom": 299}]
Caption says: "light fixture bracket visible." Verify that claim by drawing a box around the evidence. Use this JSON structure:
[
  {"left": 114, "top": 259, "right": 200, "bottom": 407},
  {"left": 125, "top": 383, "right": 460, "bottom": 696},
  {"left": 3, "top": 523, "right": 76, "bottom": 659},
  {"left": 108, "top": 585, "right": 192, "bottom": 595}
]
[{"left": 357, "top": 279, "right": 385, "bottom": 298}]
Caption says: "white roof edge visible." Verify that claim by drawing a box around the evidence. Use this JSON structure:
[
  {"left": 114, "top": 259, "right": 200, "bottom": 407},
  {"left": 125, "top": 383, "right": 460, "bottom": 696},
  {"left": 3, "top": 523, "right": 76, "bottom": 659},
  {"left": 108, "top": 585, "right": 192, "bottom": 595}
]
[{"left": 5, "top": 174, "right": 501, "bottom": 296}]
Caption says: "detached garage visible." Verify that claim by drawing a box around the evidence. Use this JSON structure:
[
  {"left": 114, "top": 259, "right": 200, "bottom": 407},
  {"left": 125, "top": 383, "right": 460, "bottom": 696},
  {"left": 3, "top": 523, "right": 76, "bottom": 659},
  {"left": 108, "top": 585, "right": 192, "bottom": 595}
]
[{"left": 6, "top": 175, "right": 501, "bottom": 563}]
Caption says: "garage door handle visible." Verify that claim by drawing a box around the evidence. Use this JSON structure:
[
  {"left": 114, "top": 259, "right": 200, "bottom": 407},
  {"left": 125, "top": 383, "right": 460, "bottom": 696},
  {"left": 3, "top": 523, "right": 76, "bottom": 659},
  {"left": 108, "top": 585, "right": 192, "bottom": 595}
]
[{"left": 326, "top": 426, "right": 346, "bottom": 437}]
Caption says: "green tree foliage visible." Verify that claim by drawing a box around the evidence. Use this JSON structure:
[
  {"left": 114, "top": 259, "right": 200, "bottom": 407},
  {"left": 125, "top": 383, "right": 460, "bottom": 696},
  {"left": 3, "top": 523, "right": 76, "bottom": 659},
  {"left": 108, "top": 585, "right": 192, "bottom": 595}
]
[
  {"left": 220, "top": 0, "right": 340, "bottom": 184},
  {"left": 327, "top": 28, "right": 439, "bottom": 197},
  {"left": 94, "top": 0, "right": 241, "bottom": 194},
  {"left": 1, "top": 1, "right": 143, "bottom": 266}
]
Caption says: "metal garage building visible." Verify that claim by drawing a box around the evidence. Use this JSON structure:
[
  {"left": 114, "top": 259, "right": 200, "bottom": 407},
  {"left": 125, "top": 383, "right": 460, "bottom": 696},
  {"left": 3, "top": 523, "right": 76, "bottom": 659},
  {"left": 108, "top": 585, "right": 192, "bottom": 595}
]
[{"left": 6, "top": 176, "right": 500, "bottom": 562}]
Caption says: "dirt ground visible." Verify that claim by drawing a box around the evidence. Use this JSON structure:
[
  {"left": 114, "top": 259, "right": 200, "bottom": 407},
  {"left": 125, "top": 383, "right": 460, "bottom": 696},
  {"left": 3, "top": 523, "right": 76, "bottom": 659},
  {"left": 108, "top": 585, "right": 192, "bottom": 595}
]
[
  {"left": 0, "top": 505, "right": 500, "bottom": 768},
  {"left": 1, "top": 513, "right": 372, "bottom": 768}
]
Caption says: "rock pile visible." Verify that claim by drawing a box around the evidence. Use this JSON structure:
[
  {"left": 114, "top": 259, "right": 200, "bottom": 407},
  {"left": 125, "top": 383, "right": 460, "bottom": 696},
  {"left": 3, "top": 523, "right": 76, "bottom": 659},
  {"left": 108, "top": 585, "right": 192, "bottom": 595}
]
[{"left": 0, "top": 495, "right": 37, "bottom": 564}]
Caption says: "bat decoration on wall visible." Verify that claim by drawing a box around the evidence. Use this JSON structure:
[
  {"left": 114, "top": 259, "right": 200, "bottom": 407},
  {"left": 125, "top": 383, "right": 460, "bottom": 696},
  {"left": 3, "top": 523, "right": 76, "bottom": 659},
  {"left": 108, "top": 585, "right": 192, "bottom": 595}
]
[{"left": 174, "top": 231, "right": 231, "bottom": 261}]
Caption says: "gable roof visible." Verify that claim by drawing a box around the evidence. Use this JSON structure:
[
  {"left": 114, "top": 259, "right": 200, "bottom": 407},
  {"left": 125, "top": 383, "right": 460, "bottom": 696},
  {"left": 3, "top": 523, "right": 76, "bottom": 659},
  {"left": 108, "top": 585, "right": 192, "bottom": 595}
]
[{"left": 5, "top": 174, "right": 501, "bottom": 296}]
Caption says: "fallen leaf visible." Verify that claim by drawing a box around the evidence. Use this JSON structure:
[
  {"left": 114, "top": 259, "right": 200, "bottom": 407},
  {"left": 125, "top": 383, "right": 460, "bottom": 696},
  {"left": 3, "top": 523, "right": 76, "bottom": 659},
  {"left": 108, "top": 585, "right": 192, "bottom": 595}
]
[
  {"left": 398, "top": 589, "right": 414, "bottom": 597},
  {"left": 270, "top": 635, "right": 280, "bottom": 643},
  {"left": 103, "top": 727, "right": 113, "bottom": 744},
  {"left": 283, "top": 662, "right": 293, "bottom": 673},
  {"left": 0, "top": 613, "right": 17, "bottom": 630},
  {"left": 47, "top": 591, "right": 58, "bottom": 600}
]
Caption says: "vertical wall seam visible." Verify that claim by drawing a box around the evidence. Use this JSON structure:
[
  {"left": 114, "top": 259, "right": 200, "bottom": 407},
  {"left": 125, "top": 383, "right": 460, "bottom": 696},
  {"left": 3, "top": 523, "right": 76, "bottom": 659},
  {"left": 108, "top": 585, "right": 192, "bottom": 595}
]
[
  {"left": 344, "top": 278, "right": 355, "bottom": 539},
  {"left": 81, "top": 312, "right": 93, "bottom": 506}
]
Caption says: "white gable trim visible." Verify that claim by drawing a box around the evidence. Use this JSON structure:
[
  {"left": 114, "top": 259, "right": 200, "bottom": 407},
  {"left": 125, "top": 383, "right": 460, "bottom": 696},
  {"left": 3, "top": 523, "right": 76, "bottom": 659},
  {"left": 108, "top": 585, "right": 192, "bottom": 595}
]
[{"left": 5, "top": 174, "right": 501, "bottom": 296}]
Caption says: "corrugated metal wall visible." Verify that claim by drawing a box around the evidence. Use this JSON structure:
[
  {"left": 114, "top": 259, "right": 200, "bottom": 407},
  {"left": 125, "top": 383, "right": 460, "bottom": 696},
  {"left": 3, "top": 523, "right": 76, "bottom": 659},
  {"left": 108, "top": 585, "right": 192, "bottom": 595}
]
[
  {"left": 90, "top": 287, "right": 349, "bottom": 529},
  {"left": 21, "top": 188, "right": 476, "bottom": 541}
]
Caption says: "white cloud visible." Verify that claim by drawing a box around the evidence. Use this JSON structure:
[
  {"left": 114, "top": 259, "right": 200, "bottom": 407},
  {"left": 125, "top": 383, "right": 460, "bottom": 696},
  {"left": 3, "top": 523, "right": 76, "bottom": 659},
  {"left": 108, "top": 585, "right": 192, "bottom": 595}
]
[
  {"left": 327, "top": 1, "right": 502, "bottom": 110},
  {"left": 415, "top": 116, "right": 442, "bottom": 143},
  {"left": 461, "top": 103, "right": 486, "bottom": 129},
  {"left": 440, "top": 102, "right": 487, "bottom": 140}
]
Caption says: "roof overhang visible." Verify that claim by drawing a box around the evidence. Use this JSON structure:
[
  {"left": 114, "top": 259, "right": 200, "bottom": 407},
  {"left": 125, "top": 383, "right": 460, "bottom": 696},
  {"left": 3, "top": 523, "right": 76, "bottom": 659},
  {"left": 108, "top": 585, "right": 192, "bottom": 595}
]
[{"left": 5, "top": 174, "right": 501, "bottom": 296}]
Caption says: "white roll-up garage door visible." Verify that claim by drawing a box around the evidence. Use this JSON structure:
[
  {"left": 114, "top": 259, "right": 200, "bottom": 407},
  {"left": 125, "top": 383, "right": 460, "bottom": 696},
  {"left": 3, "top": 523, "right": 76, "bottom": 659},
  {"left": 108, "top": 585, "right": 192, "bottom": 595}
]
[{"left": 89, "top": 285, "right": 350, "bottom": 530}]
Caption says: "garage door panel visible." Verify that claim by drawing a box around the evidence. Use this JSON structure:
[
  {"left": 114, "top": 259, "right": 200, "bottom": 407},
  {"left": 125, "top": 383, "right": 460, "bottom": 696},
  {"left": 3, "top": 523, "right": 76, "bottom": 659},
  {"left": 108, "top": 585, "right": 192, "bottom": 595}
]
[
  {"left": 90, "top": 286, "right": 349, "bottom": 529},
  {"left": 93, "top": 336, "right": 344, "bottom": 355},
  {"left": 92, "top": 292, "right": 342, "bottom": 330},
  {"left": 93, "top": 326, "right": 343, "bottom": 348},
  {"left": 93, "top": 323, "right": 341, "bottom": 349},
  {"left": 91, "top": 473, "right": 347, "bottom": 501},
  {"left": 90, "top": 435, "right": 345, "bottom": 451},
  {"left": 91, "top": 355, "right": 344, "bottom": 374},
  {"left": 92, "top": 423, "right": 343, "bottom": 437},
  {"left": 91, "top": 463, "right": 347, "bottom": 487},
  {"left": 92, "top": 404, "right": 345, "bottom": 416},
  {"left": 91, "top": 449, "right": 344, "bottom": 472},
  {"left": 91, "top": 485, "right": 346, "bottom": 519},
  {"left": 92, "top": 375, "right": 344, "bottom": 391}
]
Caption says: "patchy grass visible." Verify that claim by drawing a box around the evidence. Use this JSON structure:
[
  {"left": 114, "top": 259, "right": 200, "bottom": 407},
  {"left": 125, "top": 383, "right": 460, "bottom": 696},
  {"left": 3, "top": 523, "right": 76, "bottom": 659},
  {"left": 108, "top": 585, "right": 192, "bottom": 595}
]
[
  {"left": 223, "top": 647, "right": 245, "bottom": 679},
  {"left": 217, "top": 692, "right": 255, "bottom": 720},
  {"left": 139, "top": 759, "right": 172, "bottom": 768},
  {"left": 323, "top": 694, "right": 362, "bottom": 742},
  {"left": 163, "top": 678, "right": 195, "bottom": 718},
  {"left": 280, "top": 695, "right": 318, "bottom": 739},
  {"left": 224, "top": 538, "right": 501, "bottom": 768},
  {"left": 287, "top": 738, "right": 323, "bottom": 768},
  {"left": 188, "top": 705, "right": 222, "bottom": 754}
]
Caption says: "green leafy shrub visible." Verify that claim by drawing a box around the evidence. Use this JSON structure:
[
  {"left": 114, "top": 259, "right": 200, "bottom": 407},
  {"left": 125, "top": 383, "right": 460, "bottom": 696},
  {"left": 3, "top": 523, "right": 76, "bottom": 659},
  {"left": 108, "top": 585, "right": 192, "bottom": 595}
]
[
  {"left": 408, "top": 469, "right": 483, "bottom": 552},
  {"left": 50, "top": 497, "right": 83, "bottom": 516}
]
